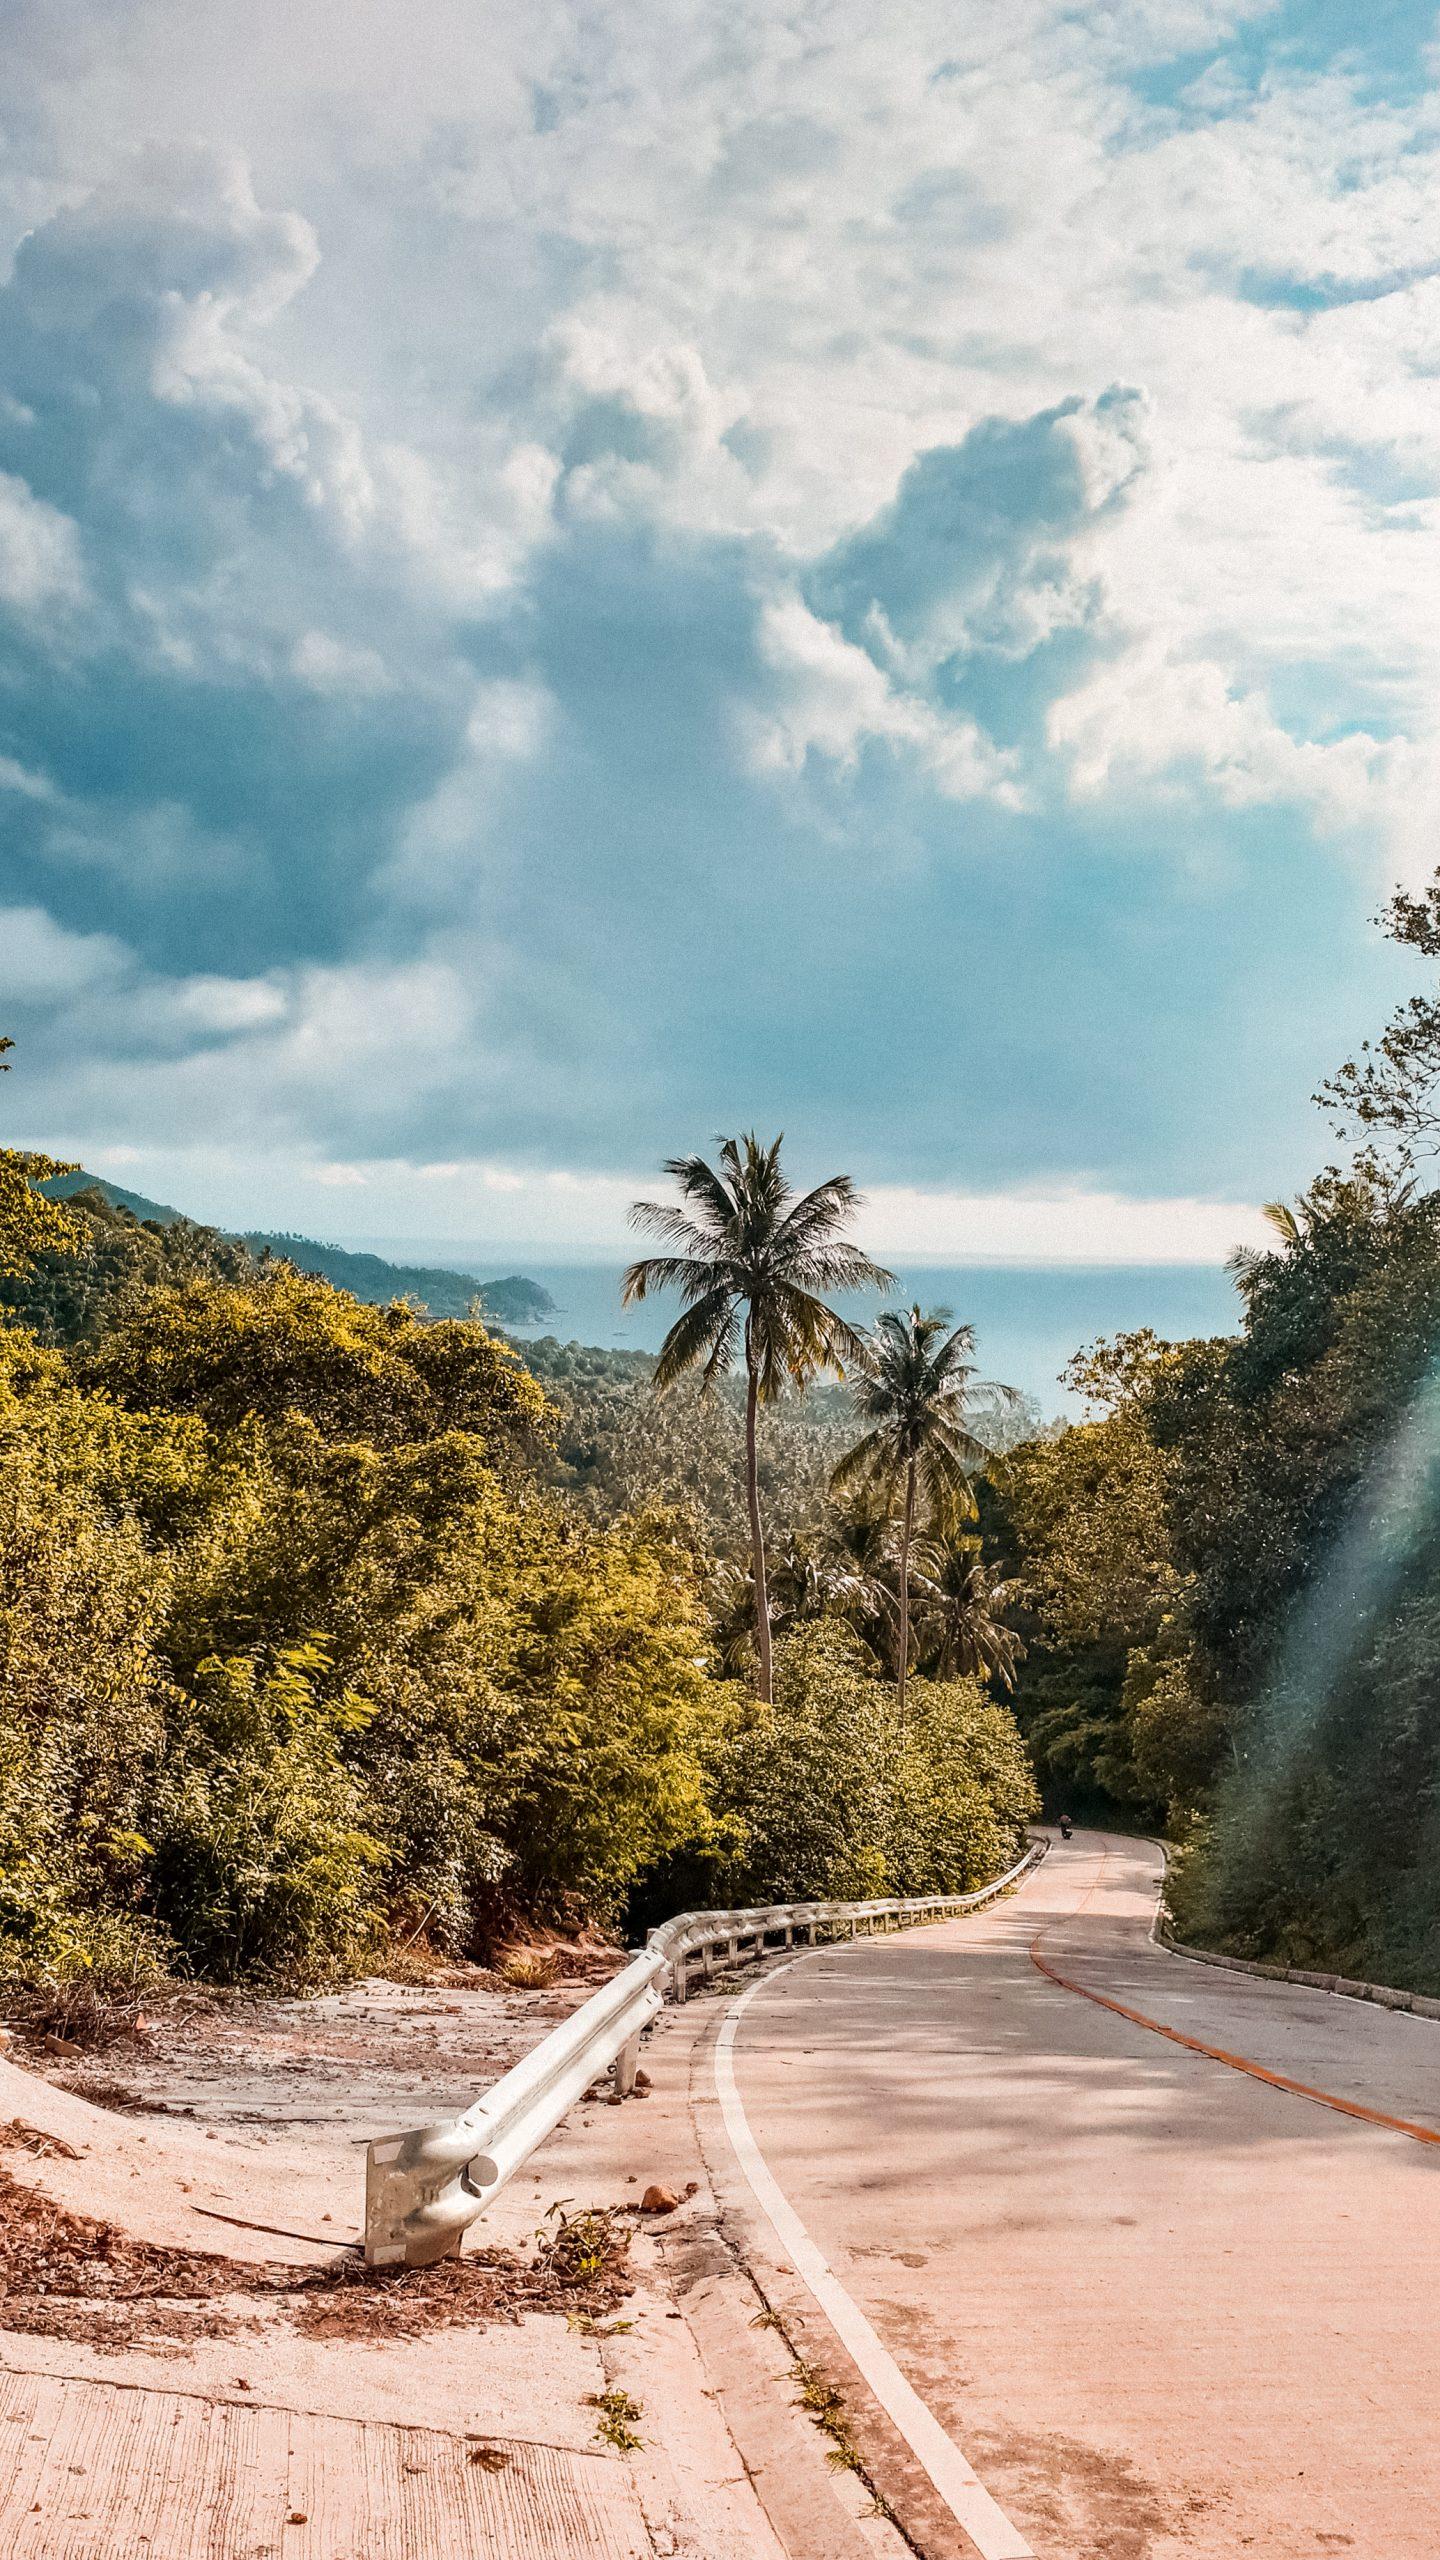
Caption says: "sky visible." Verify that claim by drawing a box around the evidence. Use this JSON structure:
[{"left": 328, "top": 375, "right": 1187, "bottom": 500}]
[{"left": 1, "top": 0, "right": 1438, "bottom": 1264}]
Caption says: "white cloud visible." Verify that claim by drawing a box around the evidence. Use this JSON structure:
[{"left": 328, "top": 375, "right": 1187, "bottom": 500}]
[
  {"left": 465, "top": 678, "right": 552, "bottom": 761},
  {"left": 745, "top": 591, "right": 1026, "bottom": 805},
  {"left": 0, "top": 469, "right": 88, "bottom": 615},
  {"left": 3, "top": 2, "right": 1438, "bottom": 1220},
  {"left": 0, "top": 902, "right": 129, "bottom": 996},
  {"left": 1048, "top": 644, "right": 1417, "bottom": 837},
  {"left": 6, "top": 1138, "right": 1265, "bottom": 1268},
  {"left": 291, "top": 629, "right": 392, "bottom": 693},
  {"left": 853, "top": 1181, "right": 1271, "bottom": 1266},
  {"left": 0, "top": 754, "right": 56, "bottom": 800},
  {"left": 171, "top": 974, "right": 289, "bottom": 1032}
]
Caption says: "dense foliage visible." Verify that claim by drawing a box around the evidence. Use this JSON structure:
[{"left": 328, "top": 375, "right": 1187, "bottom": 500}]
[
  {"left": 0, "top": 1118, "right": 1035, "bottom": 2000},
  {"left": 996, "top": 866, "right": 1440, "bottom": 1989},
  {"left": 710, "top": 1624, "right": 1038, "bottom": 1904},
  {"left": 634, "top": 1620, "right": 1036, "bottom": 1921},
  {"left": 534, "top": 1336, "right": 856, "bottom": 1546},
  {"left": 7, "top": 1183, "right": 280, "bottom": 1348}
]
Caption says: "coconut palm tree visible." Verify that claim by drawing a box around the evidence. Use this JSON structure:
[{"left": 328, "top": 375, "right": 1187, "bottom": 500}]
[
  {"left": 1225, "top": 1196, "right": 1305, "bottom": 1297},
  {"left": 623, "top": 1134, "right": 892, "bottom": 1701},
  {"left": 832, "top": 1305, "right": 1016, "bottom": 1720},
  {"left": 909, "top": 1539, "right": 1025, "bottom": 1690},
  {"left": 708, "top": 1534, "right": 885, "bottom": 1676}
]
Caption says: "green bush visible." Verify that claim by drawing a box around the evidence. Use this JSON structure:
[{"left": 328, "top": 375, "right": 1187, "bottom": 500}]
[
  {"left": 708, "top": 1624, "right": 1036, "bottom": 1906},
  {"left": 149, "top": 1643, "right": 387, "bottom": 1986},
  {"left": 884, "top": 1678, "right": 1038, "bottom": 1897}
]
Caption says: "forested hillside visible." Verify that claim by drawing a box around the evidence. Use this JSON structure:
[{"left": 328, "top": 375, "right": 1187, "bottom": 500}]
[
  {"left": 0, "top": 1114, "right": 1036, "bottom": 2009},
  {"left": 530, "top": 1334, "right": 858, "bottom": 1545},
  {"left": 998, "top": 874, "right": 1440, "bottom": 1992},
  {"left": 37, "top": 1170, "right": 555, "bottom": 1329}
]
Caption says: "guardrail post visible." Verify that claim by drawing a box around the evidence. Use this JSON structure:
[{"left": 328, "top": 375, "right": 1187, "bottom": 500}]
[{"left": 614, "top": 2032, "right": 642, "bottom": 2096}]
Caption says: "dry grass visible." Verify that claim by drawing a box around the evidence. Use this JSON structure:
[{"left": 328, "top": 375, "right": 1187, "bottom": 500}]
[
  {"left": 0, "top": 2169, "right": 633, "bottom": 2351},
  {"left": 499, "top": 1946, "right": 559, "bottom": 1989}
]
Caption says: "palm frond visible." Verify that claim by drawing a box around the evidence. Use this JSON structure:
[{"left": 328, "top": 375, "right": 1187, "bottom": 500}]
[
  {"left": 651, "top": 1288, "right": 740, "bottom": 1392},
  {"left": 786, "top": 1241, "right": 897, "bottom": 1298},
  {"left": 829, "top": 1425, "right": 892, "bottom": 1494},
  {"left": 622, "top": 1252, "right": 734, "bottom": 1308},
  {"left": 665, "top": 1153, "right": 744, "bottom": 1237},
  {"left": 626, "top": 1197, "right": 728, "bottom": 1255},
  {"left": 758, "top": 1280, "right": 871, "bottom": 1390},
  {"left": 1261, "top": 1198, "right": 1303, "bottom": 1245},
  {"left": 833, "top": 1302, "right": 1004, "bottom": 1534}
]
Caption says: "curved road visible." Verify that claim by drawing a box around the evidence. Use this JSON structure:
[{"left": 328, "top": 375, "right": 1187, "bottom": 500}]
[{"left": 720, "top": 1831, "right": 1440, "bottom": 2559}]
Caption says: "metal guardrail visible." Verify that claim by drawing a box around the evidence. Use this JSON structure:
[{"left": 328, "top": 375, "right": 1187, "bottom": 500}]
[{"left": 364, "top": 1836, "right": 1047, "bottom": 2266}]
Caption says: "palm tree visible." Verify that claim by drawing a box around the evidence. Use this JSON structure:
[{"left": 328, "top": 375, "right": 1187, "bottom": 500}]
[
  {"left": 624, "top": 1133, "right": 892, "bottom": 1701},
  {"left": 1225, "top": 1196, "right": 1305, "bottom": 1296},
  {"left": 909, "top": 1539, "right": 1025, "bottom": 1690},
  {"left": 832, "top": 1305, "right": 1015, "bottom": 1720},
  {"left": 708, "top": 1535, "right": 885, "bottom": 1677}
]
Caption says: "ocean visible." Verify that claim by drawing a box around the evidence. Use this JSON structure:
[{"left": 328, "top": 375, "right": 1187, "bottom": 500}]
[{"left": 352, "top": 1249, "right": 1245, "bottom": 1413}]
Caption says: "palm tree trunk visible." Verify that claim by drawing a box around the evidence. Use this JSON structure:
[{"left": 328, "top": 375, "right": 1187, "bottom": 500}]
[
  {"left": 897, "top": 1456, "right": 916, "bottom": 1726},
  {"left": 744, "top": 1348, "right": 773, "bottom": 1704}
]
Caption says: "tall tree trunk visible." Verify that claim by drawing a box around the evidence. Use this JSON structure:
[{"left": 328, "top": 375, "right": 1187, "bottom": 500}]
[
  {"left": 744, "top": 1348, "right": 773, "bottom": 1704},
  {"left": 897, "top": 1456, "right": 916, "bottom": 1726}
]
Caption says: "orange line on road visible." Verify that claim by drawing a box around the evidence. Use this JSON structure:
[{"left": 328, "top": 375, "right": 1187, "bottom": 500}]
[{"left": 1029, "top": 1913, "right": 1440, "bottom": 2151}]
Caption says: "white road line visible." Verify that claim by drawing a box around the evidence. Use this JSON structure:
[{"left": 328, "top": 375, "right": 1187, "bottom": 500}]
[{"left": 715, "top": 1961, "right": 1035, "bottom": 2560}]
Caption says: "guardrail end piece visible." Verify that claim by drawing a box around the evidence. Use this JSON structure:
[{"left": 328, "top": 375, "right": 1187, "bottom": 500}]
[{"left": 365, "top": 2128, "right": 476, "bottom": 2269}]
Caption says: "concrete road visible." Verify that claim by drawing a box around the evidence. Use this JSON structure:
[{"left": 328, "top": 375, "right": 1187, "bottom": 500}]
[{"left": 720, "top": 1831, "right": 1440, "bottom": 2559}]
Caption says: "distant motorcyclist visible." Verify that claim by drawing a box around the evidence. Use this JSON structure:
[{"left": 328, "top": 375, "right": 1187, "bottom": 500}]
[{"left": 1058, "top": 1813, "right": 1073, "bottom": 1841}]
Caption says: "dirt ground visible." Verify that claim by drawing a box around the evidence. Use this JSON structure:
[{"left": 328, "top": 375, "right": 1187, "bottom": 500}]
[
  {"left": 9, "top": 1953, "right": 626, "bottom": 2180},
  {"left": 0, "top": 1951, "right": 641, "bottom": 2356}
]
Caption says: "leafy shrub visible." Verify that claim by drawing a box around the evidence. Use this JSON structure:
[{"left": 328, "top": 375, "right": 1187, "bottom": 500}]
[
  {"left": 82, "top": 1268, "right": 550, "bottom": 1460},
  {"left": 884, "top": 1678, "right": 1039, "bottom": 1897},
  {"left": 4, "top": 1909, "right": 172, "bottom": 2045},
  {"left": 706, "top": 1625, "right": 1035, "bottom": 1906},
  {"left": 149, "top": 1643, "right": 386, "bottom": 1986}
]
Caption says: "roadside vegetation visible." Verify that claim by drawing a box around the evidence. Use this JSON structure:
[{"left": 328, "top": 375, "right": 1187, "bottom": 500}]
[
  {"left": 996, "top": 867, "right": 1440, "bottom": 1992},
  {"left": 0, "top": 1085, "right": 1035, "bottom": 2011}
]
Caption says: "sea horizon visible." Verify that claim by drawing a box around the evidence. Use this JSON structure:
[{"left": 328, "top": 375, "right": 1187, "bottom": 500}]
[{"left": 340, "top": 1242, "right": 1244, "bottom": 1412}]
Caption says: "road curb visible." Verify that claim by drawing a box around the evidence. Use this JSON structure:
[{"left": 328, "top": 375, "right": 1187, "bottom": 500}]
[{"left": 1147, "top": 1842, "right": 1440, "bottom": 2023}]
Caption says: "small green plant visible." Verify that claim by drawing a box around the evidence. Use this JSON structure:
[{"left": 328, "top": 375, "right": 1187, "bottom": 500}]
[
  {"left": 589, "top": 2387, "right": 643, "bottom": 2452},
  {"left": 791, "top": 2355, "right": 866, "bottom": 2473},
  {"left": 534, "top": 2202, "right": 632, "bottom": 2293}
]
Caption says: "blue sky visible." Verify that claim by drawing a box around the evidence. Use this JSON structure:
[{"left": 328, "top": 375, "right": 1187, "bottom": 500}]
[{"left": 1, "top": 0, "right": 1437, "bottom": 1261}]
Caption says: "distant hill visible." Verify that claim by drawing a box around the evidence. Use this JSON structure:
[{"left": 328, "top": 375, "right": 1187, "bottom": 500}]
[
  {"left": 240, "top": 1232, "right": 554, "bottom": 1326},
  {"left": 40, "top": 1172, "right": 556, "bottom": 1329}
]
